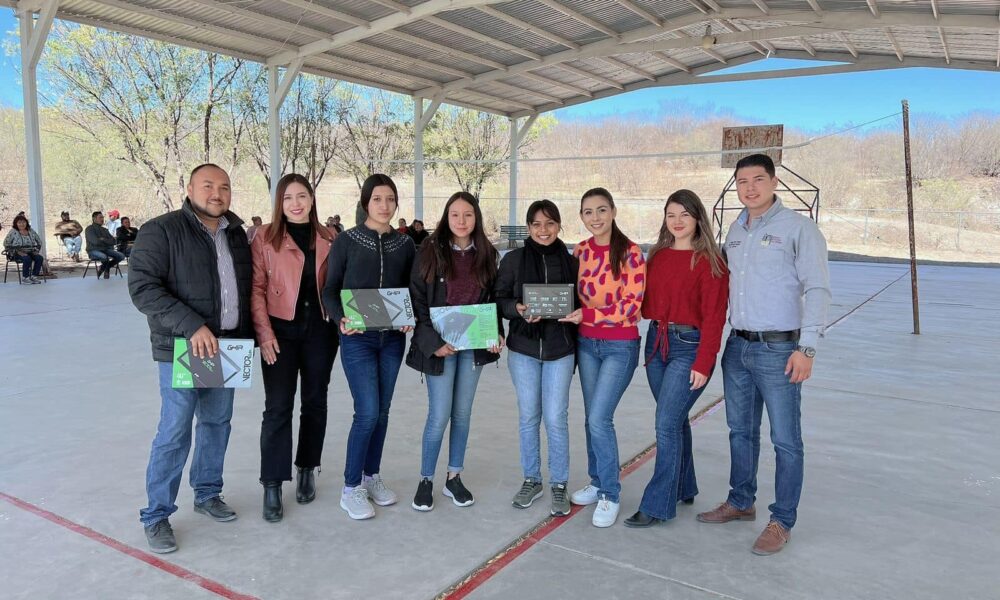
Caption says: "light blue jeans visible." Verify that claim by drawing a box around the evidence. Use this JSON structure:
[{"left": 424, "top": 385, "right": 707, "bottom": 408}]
[
  {"left": 140, "top": 362, "right": 234, "bottom": 527},
  {"left": 62, "top": 236, "right": 82, "bottom": 254},
  {"left": 577, "top": 336, "right": 640, "bottom": 503},
  {"left": 508, "top": 351, "right": 574, "bottom": 485},
  {"left": 420, "top": 350, "right": 483, "bottom": 478}
]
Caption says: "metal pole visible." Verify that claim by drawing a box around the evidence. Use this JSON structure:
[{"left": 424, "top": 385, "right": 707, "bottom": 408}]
[
  {"left": 508, "top": 117, "right": 518, "bottom": 228},
  {"left": 901, "top": 100, "right": 920, "bottom": 335},
  {"left": 20, "top": 2, "right": 59, "bottom": 256},
  {"left": 413, "top": 98, "right": 424, "bottom": 221},
  {"left": 267, "top": 65, "right": 280, "bottom": 203},
  {"left": 956, "top": 211, "right": 963, "bottom": 250}
]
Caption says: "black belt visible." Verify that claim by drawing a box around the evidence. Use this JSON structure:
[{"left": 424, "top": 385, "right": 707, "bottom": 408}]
[
  {"left": 732, "top": 329, "right": 799, "bottom": 343},
  {"left": 652, "top": 321, "right": 697, "bottom": 333}
]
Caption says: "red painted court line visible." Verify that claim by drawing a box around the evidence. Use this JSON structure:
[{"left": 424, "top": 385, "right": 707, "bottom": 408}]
[
  {"left": 439, "top": 396, "right": 726, "bottom": 600},
  {"left": 0, "top": 492, "right": 259, "bottom": 600}
]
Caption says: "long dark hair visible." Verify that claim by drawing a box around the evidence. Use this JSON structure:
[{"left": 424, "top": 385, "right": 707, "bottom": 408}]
[
  {"left": 419, "top": 191, "right": 498, "bottom": 288},
  {"left": 360, "top": 173, "right": 399, "bottom": 216},
  {"left": 266, "top": 173, "right": 332, "bottom": 251},
  {"left": 580, "top": 187, "right": 631, "bottom": 278},
  {"left": 648, "top": 189, "right": 725, "bottom": 277}
]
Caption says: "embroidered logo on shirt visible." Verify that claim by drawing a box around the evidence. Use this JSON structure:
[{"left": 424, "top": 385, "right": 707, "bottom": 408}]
[
  {"left": 760, "top": 234, "right": 783, "bottom": 247},
  {"left": 727, "top": 240, "right": 742, "bottom": 249}
]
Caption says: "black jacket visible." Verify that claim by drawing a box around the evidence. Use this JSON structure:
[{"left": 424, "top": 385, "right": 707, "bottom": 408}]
[
  {"left": 321, "top": 224, "right": 416, "bottom": 324},
  {"left": 495, "top": 247, "right": 579, "bottom": 361},
  {"left": 405, "top": 250, "right": 504, "bottom": 376},
  {"left": 128, "top": 200, "right": 253, "bottom": 362},
  {"left": 85, "top": 224, "right": 117, "bottom": 253}
]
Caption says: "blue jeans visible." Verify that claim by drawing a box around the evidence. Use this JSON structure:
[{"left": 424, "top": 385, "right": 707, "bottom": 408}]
[
  {"left": 638, "top": 324, "right": 707, "bottom": 520},
  {"left": 13, "top": 253, "right": 44, "bottom": 278},
  {"left": 577, "top": 336, "right": 640, "bottom": 503},
  {"left": 62, "top": 236, "right": 82, "bottom": 254},
  {"left": 723, "top": 334, "right": 804, "bottom": 530},
  {"left": 420, "top": 350, "right": 483, "bottom": 478},
  {"left": 508, "top": 351, "right": 573, "bottom": 485},
  {"left": 140, "top": 362, "right": 235, "bottom": 527},
  {"left": 88, "top": 249, "right": 125, "bottom": 269},
  {"left": 340, "top": 330, "right": 405, "bottom": 486}
]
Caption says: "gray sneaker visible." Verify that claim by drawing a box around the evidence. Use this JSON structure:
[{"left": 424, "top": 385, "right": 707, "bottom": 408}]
[
  {"left": 144, "top": 519, "right": 178, "bottom": 554},
  {"left": 363, "top": 474, "right": 398, "bottom": 506},
  {"left": 194, "top": 496, "right": 237, "bottom": 522},
  {"left": 512, "top": 479, "right": 543, "bottom": 509},
  {"left": 550, "top": 484, "right": 571, "bottom": 517},
  {"left": 341, "top": 486, "right": 375, "bottom": 520}
]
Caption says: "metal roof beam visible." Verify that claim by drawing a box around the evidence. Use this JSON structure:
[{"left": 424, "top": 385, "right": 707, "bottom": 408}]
[
  {"left": 556, "top": 63, "right": 624, "bottom": 90},
  {"left": 272, "top": 0, "right": 370, "bottom": 28},
  {"left": 798, "top": 37, "right": 816, "bottom": 56},
  {"left": 599, "top": 56, "right": 656, "bottom": 80},
  {"left": 885, "top": 27, "right": 904, "bottom": 62},
  {"left": 837, "top": 31, "right": 859, "bottom": 58},
  {"left": 751, "top": 0, "right": 770, "bottom": 15},
  {"left": 489, "top": 80, "right": 563, "bottom": 103},
  {"left": 615, "top": 0, "right": 663, "bottom": 27},
  {"left": 268, "top": 0, "right": 494, "bottom": 65},
  {"left": 519, "top": 72, "right": 593, "bottom": 97},
  {"left": 930, "top": 0, "right": 939, "bottom": 20},
  {"left": 423, "top": 15, "right": 541, "bottom": 60},
  {"left": 387, "top": 30, "right": 508, "bottom": 70},
  {"left": 652, "top": 51, "right": 691, "bottom": 73},
  {"left": 477, "top": 6, "right": 580, "bottom": 50},
  {"left": 537, "top": 0, "right": 620, "bottom": 39},
  {"left": 866, "top": 0, "right": 880, "bottom": 19},
  {"left": 178, "top": 0, "right": 336, "bottom": 40},
  {"left": 368, "top": 0, "right": 412, "bottom": 14},
  {"left": 938, "top": 27, "right": 950, "bottom": 64},
  {"left": 804, "top": 0, "right": 823, "bottom": 14},
  {"left": 715, "top": 18, "right": 768, "bottom": 55}
]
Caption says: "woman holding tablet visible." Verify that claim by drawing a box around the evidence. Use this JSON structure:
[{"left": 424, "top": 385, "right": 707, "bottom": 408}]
[
  {"left": 321, "top": 174, "right": 415, "bottom": 521},
  {"left": 407, "top": 192, "right": 503, "bottom": 512}
]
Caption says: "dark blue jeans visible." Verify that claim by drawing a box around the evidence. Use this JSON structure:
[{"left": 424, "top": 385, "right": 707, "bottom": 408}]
[
  {"left": 339, "top": 330, "right": 405, "bottom": 487},
  {"left": 638, "top": 324, "right": 707, "bottom": 520},
  {"left": 577, "top": 336, "right": 640, "bottom": 503},
  {"left": 14, "top": 253, "right": 44, "bottom": 278},
  {"left": 140, "top": 362, "right": 234, "bottom": 527},
  {"left": 88, "top": 249, "right": 125, "bottom": 270},
  {"left": 722, "top": 334, "right": 804, "bottom": 530}
]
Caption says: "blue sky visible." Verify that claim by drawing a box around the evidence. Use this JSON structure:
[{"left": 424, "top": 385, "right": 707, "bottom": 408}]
[{"left": 2, "top": 11, "right": 998, "bottom": 131}]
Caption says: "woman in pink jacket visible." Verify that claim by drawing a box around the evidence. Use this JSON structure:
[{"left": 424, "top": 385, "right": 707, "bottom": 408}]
[{"left": 251, "top": 173, "right": 338, "bottom": 523}]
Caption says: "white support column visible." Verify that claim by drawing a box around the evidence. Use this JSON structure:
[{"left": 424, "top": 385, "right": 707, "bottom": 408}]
[
  {"left": 18, "top": 0, "right": 59, "bottom": 256},
  {"left": 413, "top": 95, "right": 442, "bottom": 221},
  {"left": 267, "top": 58, "right": 303, "bottom": 201},
  {"left": 508, "top": 114, "right": 538, "bottom": 227}
]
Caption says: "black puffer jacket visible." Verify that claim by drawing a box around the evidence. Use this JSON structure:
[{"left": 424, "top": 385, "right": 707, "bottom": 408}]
[
  {"left": 495, "top": 247, "right": 578, "bottom": 361},
  {"left": 321, "top": 224, "right": 415, "bottom": 324},
  {"left": 128, "top": 200, "right": 253, "bottom": 362},
  {"left": 405, "top": 250, "right": 504, "bottom": 376}
]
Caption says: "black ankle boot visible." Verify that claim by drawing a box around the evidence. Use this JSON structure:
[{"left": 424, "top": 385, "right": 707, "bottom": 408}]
[
  {"left": 263, "top": 481, "right": 283, "bottom": 522},
  {"left": 296, "top": 467, "right": 316, "bottom": 504}
]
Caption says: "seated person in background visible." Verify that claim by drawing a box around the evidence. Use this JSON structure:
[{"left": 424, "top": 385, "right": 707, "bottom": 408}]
[
  {"left": 407, "top": 219, "right": 429, "bottom": 246},
  {"left": 54, "top": 210, "right": 84, "bottom": 262},
  {"left": 326, "top": 215, "right": 344, "bottom": 234},
  {"left": 106, "top": 209, "right": 122, "bottom": 237},
  {"left": 247, "top": 216, "right": 263, "bottom": 243},
  {"left": 85, "top": 211, "right": 125, "bottom": 279},
  {"left": 4, "top": 214, "right": 45, "bottom": 284},
  {"left": 116, "top": 216, "right": 139, "bottom": 257},
  {"left": 397, "top": 218, "right": 408, "bottom": 235}
]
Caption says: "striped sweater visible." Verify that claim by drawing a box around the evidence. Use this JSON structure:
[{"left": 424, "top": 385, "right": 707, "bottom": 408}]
[{"left": 573, "top": 237, "right": 646, "bottom": 340}]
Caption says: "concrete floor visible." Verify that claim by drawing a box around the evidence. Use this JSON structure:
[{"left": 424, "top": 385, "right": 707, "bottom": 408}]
[{"left": 1, "top": 262, "right": 997, "bottom": 600}]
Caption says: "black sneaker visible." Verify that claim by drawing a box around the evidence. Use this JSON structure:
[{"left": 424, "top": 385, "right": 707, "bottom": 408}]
[
  {"left": 412, "top": 478, "right": 434, "bottom": 512},
  {"left": 443, "top": 474, "right": 474, "bottom": 507},
  {"left": 144, "top": 519, "right": 178, "bottom": 554},
  {"left": 194, "top": 496, "right": 237, "bottom": 522}
]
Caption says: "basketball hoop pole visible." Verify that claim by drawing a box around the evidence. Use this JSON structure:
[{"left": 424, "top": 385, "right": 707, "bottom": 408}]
[{"left": 901, "top": 100, "right": 921, "bottom": 335}]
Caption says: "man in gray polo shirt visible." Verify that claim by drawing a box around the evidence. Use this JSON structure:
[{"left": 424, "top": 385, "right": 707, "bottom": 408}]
[{"left": 697, "top": 154, "right": 831, "bottom": 556}]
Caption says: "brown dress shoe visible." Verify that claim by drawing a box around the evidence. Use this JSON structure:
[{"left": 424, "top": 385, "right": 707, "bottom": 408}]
[
  {"left": 752, "top": 521, "right": 790, "bottom": 555},
  {"left": 696, "top": 501, "right": 756, "bottom": 523}
]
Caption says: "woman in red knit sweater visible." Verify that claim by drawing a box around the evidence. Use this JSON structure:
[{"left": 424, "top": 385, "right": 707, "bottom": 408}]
[
  {"left": 623, "top": 189, "right": 729, "bottom": 528},
  {"left": 560, "top": 187, "right": 646, "bottom": 528}
]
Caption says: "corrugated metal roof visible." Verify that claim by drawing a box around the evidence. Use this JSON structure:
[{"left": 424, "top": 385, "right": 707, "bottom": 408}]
[{"left": 4, "top": 0, "right": 997, "bottom": 117}]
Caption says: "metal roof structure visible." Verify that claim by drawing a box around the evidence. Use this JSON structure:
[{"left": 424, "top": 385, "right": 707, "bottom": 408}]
[{"left": 5, "top": 0, "right": 1000, "bottom": 118}]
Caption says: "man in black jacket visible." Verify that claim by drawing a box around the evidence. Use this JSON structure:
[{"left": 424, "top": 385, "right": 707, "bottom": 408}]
[
  {"left": 85, "top": 211, "right": 125, "bottom": 278},
  {"left": 128, "top": 163, "right": 253, "bottom": 554}
]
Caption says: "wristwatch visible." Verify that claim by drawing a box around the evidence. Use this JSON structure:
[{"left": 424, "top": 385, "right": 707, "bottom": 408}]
[{"left": 796, "top": 345, "right": 816, "bottom": 358}]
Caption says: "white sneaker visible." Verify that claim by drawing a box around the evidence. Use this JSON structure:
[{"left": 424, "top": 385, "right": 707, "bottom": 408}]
[
  {"left": 592, "top": 496, "right": 620, "bottom": 528},
  {"left": 27, "top": 276, "right": 42, "bottom": 284},
  {"left": 362, "top": 474, "right": 398, "bottom": 507},
  {"left": 340, "top": 486, "right": 375, "bottom": 520},
  {"left": 570, "top": 484, "right": 600, "bottom": 506}
]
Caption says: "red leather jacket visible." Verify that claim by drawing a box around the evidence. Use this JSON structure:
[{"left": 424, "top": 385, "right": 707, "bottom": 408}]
[{"left": 251, "top": 224, "right": 335, "bottom": 344}]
